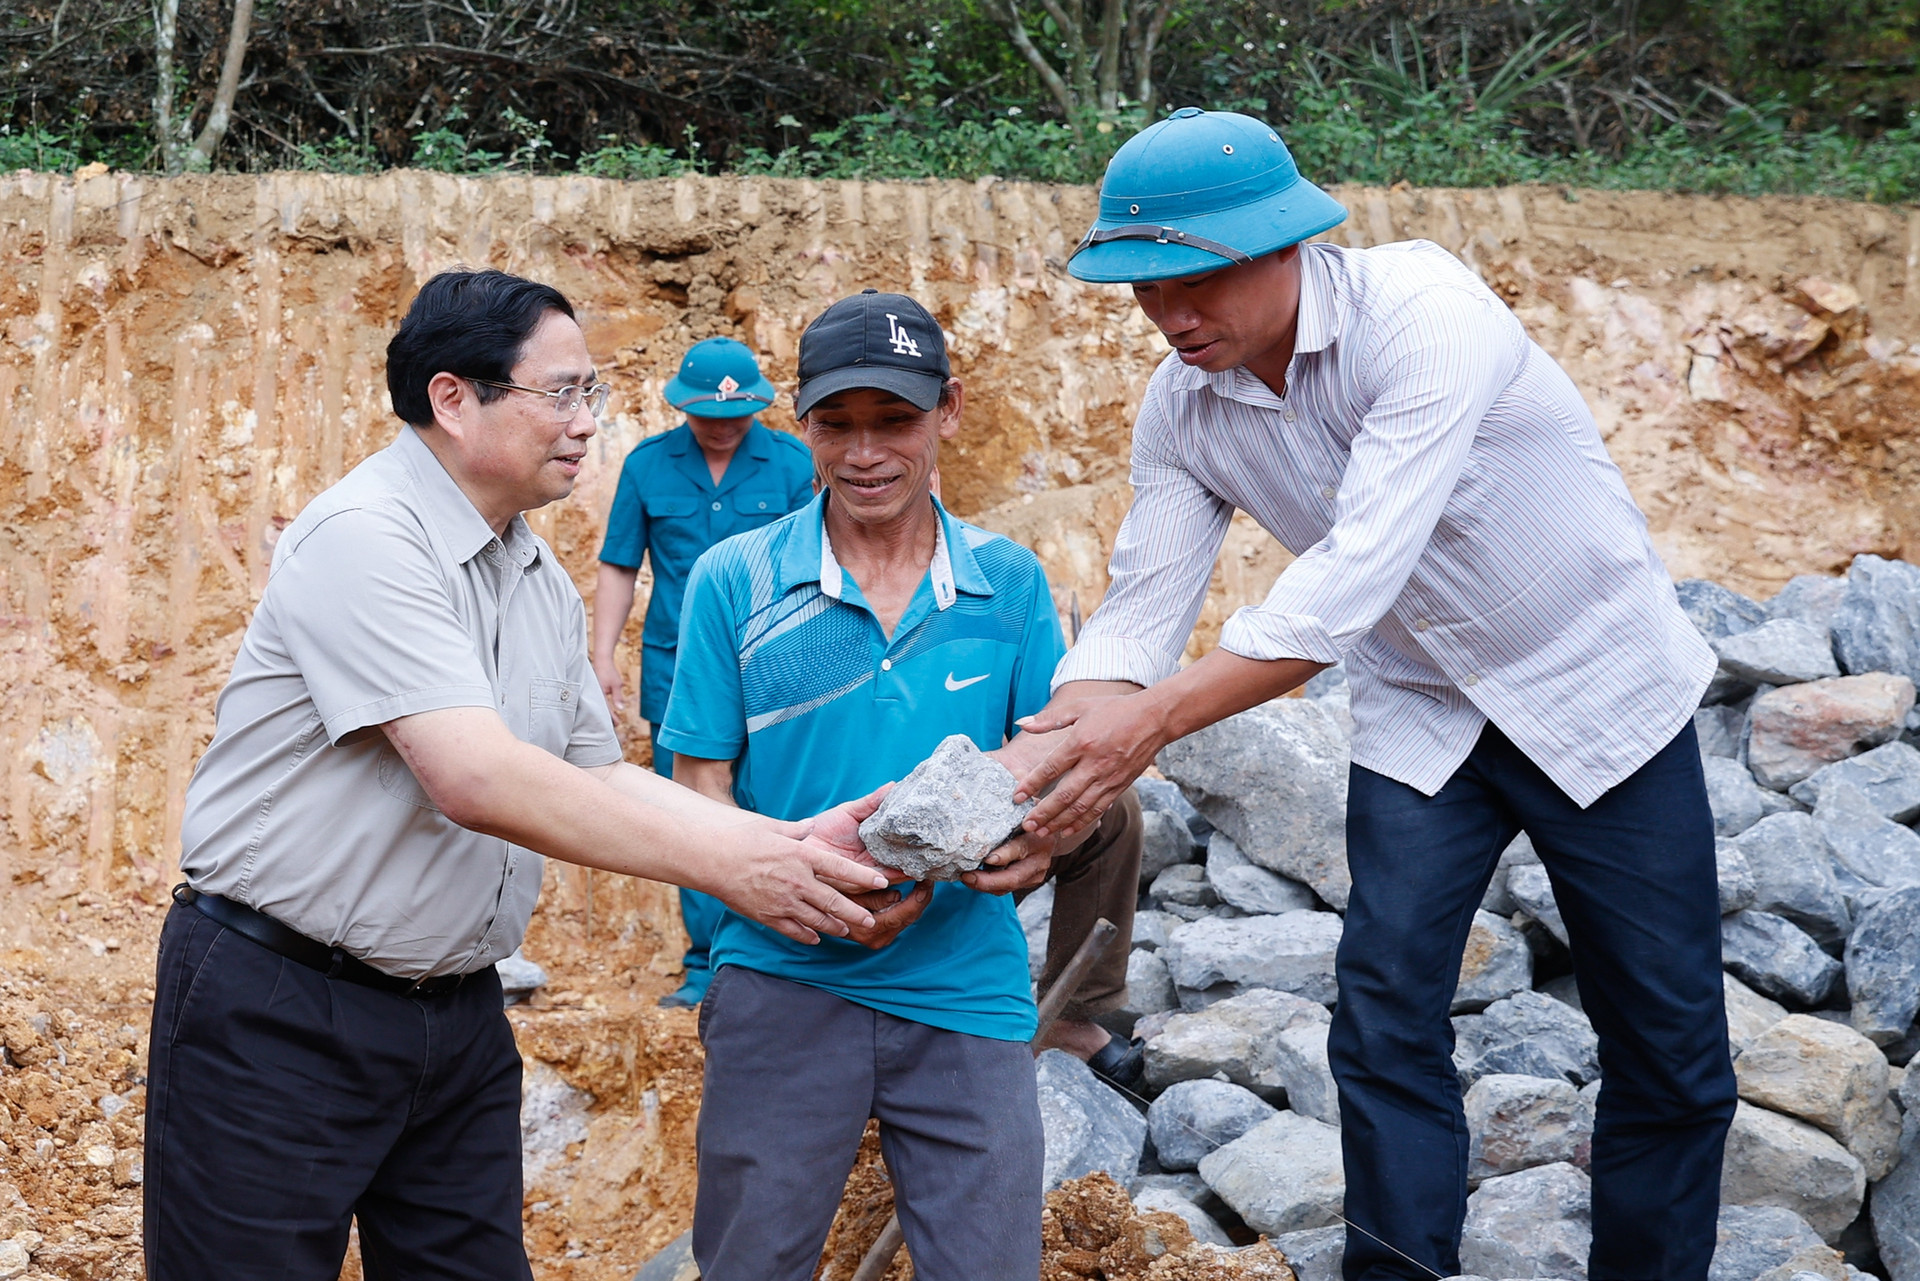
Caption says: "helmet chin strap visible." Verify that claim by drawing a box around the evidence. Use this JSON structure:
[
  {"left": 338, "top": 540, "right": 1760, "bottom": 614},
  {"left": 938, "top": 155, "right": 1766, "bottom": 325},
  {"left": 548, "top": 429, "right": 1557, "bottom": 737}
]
[{"left": 1070, "top": 223, "right": 1255, "bottom": 265}]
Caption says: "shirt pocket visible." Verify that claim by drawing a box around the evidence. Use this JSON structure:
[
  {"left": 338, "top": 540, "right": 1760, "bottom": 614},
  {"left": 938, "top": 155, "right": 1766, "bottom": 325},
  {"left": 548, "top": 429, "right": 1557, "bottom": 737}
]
[
  {"left": 529, "top": 677, "right": 583, "bottom": 755},
  {"left": 732, "top": 492, "right": 784, "bottom": 524}
]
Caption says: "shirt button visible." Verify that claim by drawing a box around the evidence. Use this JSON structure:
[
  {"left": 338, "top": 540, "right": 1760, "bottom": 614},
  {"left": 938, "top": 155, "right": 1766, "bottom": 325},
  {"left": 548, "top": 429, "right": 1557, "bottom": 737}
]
[
  {"left": 1414, "top": 618, "right": 1430, "bottom": 632},
  {"left": 711, "top": 501, "right": 722, "bottom": 512},
  {"left": 560, "top": 689, "right": 571, "bottom": 702},
  {"left": 1321, "top": 485, "right": 1336, "bottom": 499},
  {"left": 1285, "top": 411, "right": 1297, "bottom": 423},
  {"left": 758, "top": 501, "right": 767, "bottom": 510},
  {"left": 880, "top": 658, "right": 892, "bottom": 671},
  {"left": 1463, "top": 673, "right": 1480, "bottom": 687}
]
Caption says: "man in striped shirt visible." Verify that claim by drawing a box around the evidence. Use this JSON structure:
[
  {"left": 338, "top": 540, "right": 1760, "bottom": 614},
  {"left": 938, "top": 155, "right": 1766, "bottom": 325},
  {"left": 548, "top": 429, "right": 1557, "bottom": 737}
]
[{"left": 1015, "top": 109, "right": 1735, "bottom": 1279}]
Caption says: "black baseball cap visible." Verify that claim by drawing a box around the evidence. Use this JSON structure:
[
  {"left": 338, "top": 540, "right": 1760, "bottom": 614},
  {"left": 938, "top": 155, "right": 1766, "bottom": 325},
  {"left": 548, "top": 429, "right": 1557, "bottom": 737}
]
[{"left": 794, "top": 289, "right": 950, "bottom": 418}]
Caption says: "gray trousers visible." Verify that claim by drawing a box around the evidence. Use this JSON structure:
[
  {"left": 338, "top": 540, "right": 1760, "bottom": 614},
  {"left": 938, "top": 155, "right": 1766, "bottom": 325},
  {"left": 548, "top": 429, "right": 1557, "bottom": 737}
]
[{"left": 693, "top": 966, "right": 1044, "bottom": 1281}]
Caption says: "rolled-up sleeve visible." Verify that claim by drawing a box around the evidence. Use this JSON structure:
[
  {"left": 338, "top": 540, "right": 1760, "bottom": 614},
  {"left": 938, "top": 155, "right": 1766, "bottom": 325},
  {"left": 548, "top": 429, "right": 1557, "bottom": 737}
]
[
  {"left": 1051, "top": 378, "right": 1233, "bottom": 692},
  {"left": 270, "top": 510, "right": 497, "bottom": 744},
  {"left": 1218, "top": 285, "right": 1523, "bottom": 664}
]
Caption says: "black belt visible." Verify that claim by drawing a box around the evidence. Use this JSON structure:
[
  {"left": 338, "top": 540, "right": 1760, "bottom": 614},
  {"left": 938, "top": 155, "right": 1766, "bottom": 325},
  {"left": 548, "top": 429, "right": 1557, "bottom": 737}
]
[{"left": 174, "top": 884, "right": 473, "bottom": 997}]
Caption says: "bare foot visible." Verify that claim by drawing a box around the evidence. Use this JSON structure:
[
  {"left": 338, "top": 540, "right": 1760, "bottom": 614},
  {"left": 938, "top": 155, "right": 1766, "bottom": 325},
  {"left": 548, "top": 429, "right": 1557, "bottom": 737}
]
[{"left": 1035, "top": 1016, "right": 1113, "bottom": 1060}]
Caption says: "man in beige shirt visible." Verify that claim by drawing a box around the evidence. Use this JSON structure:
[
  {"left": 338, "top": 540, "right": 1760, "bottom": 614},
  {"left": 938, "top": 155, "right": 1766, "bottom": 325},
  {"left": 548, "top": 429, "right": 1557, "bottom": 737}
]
[{"left": 145, "top": 269, "right": 889, "bottom": 1281}]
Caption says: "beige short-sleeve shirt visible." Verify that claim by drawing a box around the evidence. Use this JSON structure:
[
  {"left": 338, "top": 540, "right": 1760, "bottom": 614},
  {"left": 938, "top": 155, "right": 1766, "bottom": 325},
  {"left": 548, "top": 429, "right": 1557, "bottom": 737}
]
[{"left": 180, "top": 427, "right": 622, "bottom": 978}]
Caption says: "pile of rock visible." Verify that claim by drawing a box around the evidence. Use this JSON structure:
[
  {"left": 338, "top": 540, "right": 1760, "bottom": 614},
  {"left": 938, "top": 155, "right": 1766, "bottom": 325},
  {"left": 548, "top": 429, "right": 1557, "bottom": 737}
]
[{"left": 1030, "top": 554, "right": 1920, "bottom": 1281}]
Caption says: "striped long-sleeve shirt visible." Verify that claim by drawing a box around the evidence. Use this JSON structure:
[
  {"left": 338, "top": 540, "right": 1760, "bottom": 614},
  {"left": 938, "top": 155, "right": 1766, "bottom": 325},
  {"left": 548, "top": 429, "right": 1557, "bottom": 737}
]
[{"left": 1054, "top": 239, "right": 1714, "bottom": 807}]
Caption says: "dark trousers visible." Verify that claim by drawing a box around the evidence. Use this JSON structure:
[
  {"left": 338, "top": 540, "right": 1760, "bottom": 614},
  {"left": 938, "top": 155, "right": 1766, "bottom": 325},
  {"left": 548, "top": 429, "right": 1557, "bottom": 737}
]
[
  {"left": 1329, "top": 722, "right": 1736, "bottom": 1281},
  {"left": 693, "top": 966, "right": 1044, "bottom": 1281},
  {"left": 143, "top": 903, "right": 531, "bottom": 1281},
  {"left": 1034, "top": 788, "right": 1143, "bottom": 1022}
]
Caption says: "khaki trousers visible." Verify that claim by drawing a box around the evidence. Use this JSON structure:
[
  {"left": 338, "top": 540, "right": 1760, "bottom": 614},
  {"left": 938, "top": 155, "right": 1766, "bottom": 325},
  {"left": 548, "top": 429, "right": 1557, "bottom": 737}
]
[{"left": 1029, "top": 788, "right": 1143, "bottom": 1023}]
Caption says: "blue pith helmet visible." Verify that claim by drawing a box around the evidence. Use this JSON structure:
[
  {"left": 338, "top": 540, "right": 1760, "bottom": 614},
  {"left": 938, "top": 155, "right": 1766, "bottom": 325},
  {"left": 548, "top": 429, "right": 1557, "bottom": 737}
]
[
  {"left": 663, "top": 337, "right": 778, "bottom": 418},
  {"left": 1069, "top": 108, "right": 1348, "bottom": 284}
]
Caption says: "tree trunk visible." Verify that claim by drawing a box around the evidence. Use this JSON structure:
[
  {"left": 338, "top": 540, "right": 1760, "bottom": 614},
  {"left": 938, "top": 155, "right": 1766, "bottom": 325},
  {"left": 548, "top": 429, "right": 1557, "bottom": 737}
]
[
  {"left": 1130, "top": 0, "right": 1177, "bottom": 118},
  {"left": 188, "top": 0, "right": 256, "bottom": 171},
  {"left": 150, "top": 0, "right": 186, "bottom": 174},
  {"left": 1097, "top": 0, "right": 1124, "bottom": 112},
  {"left": 981, "top": 0, "right": 1083, "bottom": 136}
]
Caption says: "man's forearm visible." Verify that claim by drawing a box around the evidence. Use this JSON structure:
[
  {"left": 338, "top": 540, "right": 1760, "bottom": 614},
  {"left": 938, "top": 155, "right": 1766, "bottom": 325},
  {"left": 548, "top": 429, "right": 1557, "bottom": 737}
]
[
  {"left": 1136, "top": 650, "right": 1326, "bottom": 744},
  {"left": 671, "top": 755, "right": 739, "bottom": 808},
  {"left": 591, "top": 563, "right": 639, "bottom": 662}
]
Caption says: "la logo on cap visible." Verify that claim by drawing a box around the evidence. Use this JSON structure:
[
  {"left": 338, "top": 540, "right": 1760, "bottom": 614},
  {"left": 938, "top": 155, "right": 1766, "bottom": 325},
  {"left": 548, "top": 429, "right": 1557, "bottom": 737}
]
[
  {"left": 885, "top": 313, "right": 922, "bottom": 358},
  {"left": 715, "top": 374, "right": 739, "bottom": 400}
]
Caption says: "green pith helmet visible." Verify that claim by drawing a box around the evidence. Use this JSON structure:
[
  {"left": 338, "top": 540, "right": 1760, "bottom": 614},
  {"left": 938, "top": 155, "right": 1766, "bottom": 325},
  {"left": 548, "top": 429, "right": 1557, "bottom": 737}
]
[
  {"left": 1069, "top": 107, "right": 1348, "bottom": 284},
  {"left": 663, "top": 337, "right": 778, "bottom": 418}
]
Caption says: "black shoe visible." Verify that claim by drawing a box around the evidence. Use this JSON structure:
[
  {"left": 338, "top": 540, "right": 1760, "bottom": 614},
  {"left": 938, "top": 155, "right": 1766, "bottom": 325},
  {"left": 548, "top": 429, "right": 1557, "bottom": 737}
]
[{"left": 1087, "top": 1032, "right": 1146, "bottom": 1091}]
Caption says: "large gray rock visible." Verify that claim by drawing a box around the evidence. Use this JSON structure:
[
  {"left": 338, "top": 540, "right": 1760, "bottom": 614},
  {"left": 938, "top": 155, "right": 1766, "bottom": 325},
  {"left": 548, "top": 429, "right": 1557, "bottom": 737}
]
[
  {"left": 1133, "top": 909, "right": 1177, "bottom": 952},
  {"left": 1458, "top": 1162, "right": 1592, "bottom": 1280},
  {"left": 1142, "top": 987, "right": 1330, "bottom": 1093},
  {"left": 860, "top": 735, "right": 1032, "bottom": 879},
  {"left": 1151, "top": 863, "right": 1218, "bottom": 909},
  {"left": 1770, "top": 575, "right": 1851, "bottom": 638},
  {"left": 1197, "top": 1110, "right": 1345, "bottom": 1236},
  {"left": 1147, "top": 1079, "right": 1277, "bottom": 1171},
  {"left": 1464, "top": 1073, "right": 1594, "bottom": 1185},
  {"left": 1034, "top": 1049, "right": 1146, "bottom": 1190},
  {"left": 1714, "top": 619, "right": 1842, "bottom": 687},
  {"left": 1507, "top": 863, "right": 1569, "bottom": 946},
  {"left": 1721, "top": 1100, "right": 1867, "bottom": 1242},
  {"left": 1719, "top": 837, "right": 1761, "bottom": 914},
  {"left": 1815, "top": 781, "right": 1920, "bottom": 900},
  {"left": 1831, "top": 554, "right": 1920, "bottom": 685},
  {"left": 633, "top": 1230, "right": 699, "bottom": 1281},
  {"left": 1708, "top": 1204, "right": 1828, "bottom": 1281},
  {"left": 1161, "top": 910, "right": 1343, "bottom": 1008},
  {"left": 1789, "top": 741, "right": 1920, "bottom": 823},
  {"left": 1118, "top": 950, "right": 1179, "bottom": 1026},
  {"left": 1846, "top": 885, "right": 1920, "bottom": 1044},
  {"left": 1681, "top": 579, "right": 1771, "bottom": 640},
  {"left": 1726, "top": 972, "right": 1791, "bottom": 1055},
  {"left": 1266, "top": 1227, "right": 1345, "bottom": 1281},
  {"left": 1699, "top": 704, "right": 1749, "bottom": 760},
  {"left": 1723, "top": 910, "right": 1845, "bottom": 1008},
  {"left": 1454, "top": 909, "right": 1534, "bottom": 1014},
  {"left": 1453, "top": 991, "right": 1601, "bottom": 1089},
  {"left": 1272, "top": 1021, "right": 1340, "bottom": 1126},
  {"left": 1019, "top": 880, "right": 1053, "bottom": 980},
  {"left": 1207, "top": 832, "right": 1320, "bottom": 916},
  {"left": 1707, "top": 755, "right": 1770, "bottom": 837},
  {"left": 1735, "top": 813, "right": 1851, "bottom": 947},
  {"left": 1481, "top": 832, "right": 1542, "bottom": 916},
  {"left": 497, "top": 947, "right": 548, "bottom": 1004},
  {"left": 1158, "top": 700, "right": 1352, "bottom": 910},
  {"left": 1138, "top": 808, "right": 1200, "bottom": 886},
  {"left": 1735, "top": 1014, "right": 1902, "bottom": 1180},
  {"left": 1873, "top": 1068, "right": 1920, "bottom": 1281},
  {"left": 1748, "top": 675, "right": 1916, "bottom": 790},
  {"left": 1132, "top": 1186, "right": 1232, "bottom": 1246},
  {"left": 1136, "top": 776, "right": 1212, "bottom": 844}
]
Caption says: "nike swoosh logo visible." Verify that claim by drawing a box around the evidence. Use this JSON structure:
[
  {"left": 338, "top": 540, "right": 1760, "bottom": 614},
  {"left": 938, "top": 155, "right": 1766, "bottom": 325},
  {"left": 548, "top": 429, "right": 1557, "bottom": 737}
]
[{"left": 945, "top": 672, "right": 990, "bottom": 692}]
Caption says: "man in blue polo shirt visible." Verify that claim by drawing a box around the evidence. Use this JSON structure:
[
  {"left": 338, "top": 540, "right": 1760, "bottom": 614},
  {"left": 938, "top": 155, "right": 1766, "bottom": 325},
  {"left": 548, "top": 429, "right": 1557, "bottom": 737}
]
[
  {"left": 661, "top": 290, "right": 1138, "bottom": 1280},
  {"left": 592, "top": 337, "right": 815, "bottom": 1007}
]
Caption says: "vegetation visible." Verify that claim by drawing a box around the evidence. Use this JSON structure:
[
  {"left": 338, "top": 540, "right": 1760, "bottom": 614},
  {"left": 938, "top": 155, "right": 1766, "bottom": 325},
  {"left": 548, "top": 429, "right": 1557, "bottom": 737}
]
[{"left": 4, "top": 0, "right": 1920, "bottom": 200}]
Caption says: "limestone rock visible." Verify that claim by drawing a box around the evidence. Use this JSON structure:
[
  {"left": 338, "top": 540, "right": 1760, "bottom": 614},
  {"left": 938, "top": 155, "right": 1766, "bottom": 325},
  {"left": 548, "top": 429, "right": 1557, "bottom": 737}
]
[
  {"left": 1482, "top": 832, "right": 1542, "bottom": 916},
  {"left": 1770, "top": 575, "right": 1851, "bottom": 640},
  {"left": 1699, "top": 704, "right": 1748, "bottom": 760},
  {"left": 1136, "top": 776, "right": 1211, "bottom": 844},
  {"left": 1734, "top": 1015, "right": 1902, "bottom": 1180},
  {"left": 634, "top": 1231, "right": 699, "bottom": 1281},
  {"left": 1133, "top": 1187, "right": 1232, "bottom": 1246},
  {"left": 1019, "top": 881, "right": 1053, "bottom": 980},
  {"left": 1132, "top": 909, "right": 1176, "bottom": 952},
  {"left": 1726, "top": 972, "right": 1791, "bottom": 1055},
  {"left": 1719, "top": 837, "right": 1761, "bottom": 914},
  {"left": 1873, "top": 1067, "right": 1920, "bottom": 1281},
  {"left": 1151, "top": 863, "right": 1218, "bottom": 909},
  {"left": 1707, "top": 755, "right": 1769, "bottom": 837},
  {"left": 1266, "top": 1227, "right": 1345, "bottom": 1281},
  {"left": 1747, "top": 675, "right": 1915, "bottom": 790},
  {"left": 1158, "top": 700, "right": 1352, "bottom": 910},
  {"left": 1680, "top": 579, "right": 1770, "bottom": 640},
  {"left": 1119, "top": 950, "right": 1178, "bottom": 1026},
  {"left": 1272, "top": 1021, "right": 1340, "bottom": 1126},
  {"left": 1814, "top": 781, "right": 1920, "bottom": 904},
  {"left": 497, "top": 947, "right": 548, "bottom": 1005},
  {"left": 1708, "top": 1204, "right": 1828, "bottom": 1281},
  {"left": 1846, "top": 885, "right": 1920, "bottom": 1044},
  {"left": 1161, "top": 910, "right": 1343, "bottom": 1008},
  {"left": 1035, "top": 1049, "right": 1146, "bottom": 1190},
  {"left": 1142, "top": 987, "right": 1330, "bottom": 1093},
  {"left": 1197, "top": 1110, "right": 1345, "bottom": 1236},
  {"left": 1830, "top": 554, "right": 1920, "bottom": 686},
  {"left": 1207, "top": 832, "right": 1319, "bottom": 916},
  {"left": 1454, "top": 909, "right": 1534, "bottom": 1014},
  {"left": 1465, "top": 1073, "right": 1594, "bottom": 1185},
  {"left": 1454, "top": 991, "right": 1601, "bottom": 1089},
  {"left": 1735, "top": 813, "right": 1851, "bottom": 947},
  {"left": 860, "top": 735, "right": 1033, "bottom": 879},
  {"left": 1146, "top": 1079, "right": 1277, "bottom": 1171},
  {"left": 1722, "top": 910, "right": 1845, "bottom": 1008},
  {"left": 1714, "top": 619, "right": 1841, "bottom": 687},
  {"left": 1507, "top": 863, "right": 1569, "bottom": 946},
  {"left": 1458, "top": 1162, "right": 1592, "bottom": 1280},
  {"left": 1721, "top": 1101, "right": 1866, "bottom": 1242},
  {"left": 1789, "top": 742, "right": 1920, "bottom": 823},
  {"left": 1139, "top": 808, "right": 1199, "bottom": 887},
  {"left": 521, "top": 1061, "right": 592, "bottom": 1185}
]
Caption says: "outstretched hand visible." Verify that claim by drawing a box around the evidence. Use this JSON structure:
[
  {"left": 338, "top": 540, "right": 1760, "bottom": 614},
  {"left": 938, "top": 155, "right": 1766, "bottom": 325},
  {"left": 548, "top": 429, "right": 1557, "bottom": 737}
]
[
  {"left": 708, "top": 814, "right": 892, "bottom": 946},
  {"left": 1012, "top": 689, "right": 1169, "bottom": 841}
]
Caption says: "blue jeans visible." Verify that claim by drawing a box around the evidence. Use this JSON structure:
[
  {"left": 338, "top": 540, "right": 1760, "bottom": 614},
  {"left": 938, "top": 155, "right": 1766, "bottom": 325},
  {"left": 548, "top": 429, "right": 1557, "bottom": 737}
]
[
  {"left": 1330, "top": 721, "right": 1735, "bottom": 1281},
  {"left": 651, "top": 723, "right": 721, "bottom": 998}
]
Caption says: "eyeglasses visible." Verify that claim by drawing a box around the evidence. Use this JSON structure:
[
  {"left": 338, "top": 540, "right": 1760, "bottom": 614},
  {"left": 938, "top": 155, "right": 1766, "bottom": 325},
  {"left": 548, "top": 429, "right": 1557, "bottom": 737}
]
[{"left": 469, "top": 378, "right": 611, "bottom": 419}]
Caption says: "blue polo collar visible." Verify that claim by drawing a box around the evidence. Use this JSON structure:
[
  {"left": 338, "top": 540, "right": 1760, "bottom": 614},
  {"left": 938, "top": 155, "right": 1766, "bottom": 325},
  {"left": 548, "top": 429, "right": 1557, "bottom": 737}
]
[{"left": 776, "top": 490, "right": 992, "bottom": 608}]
